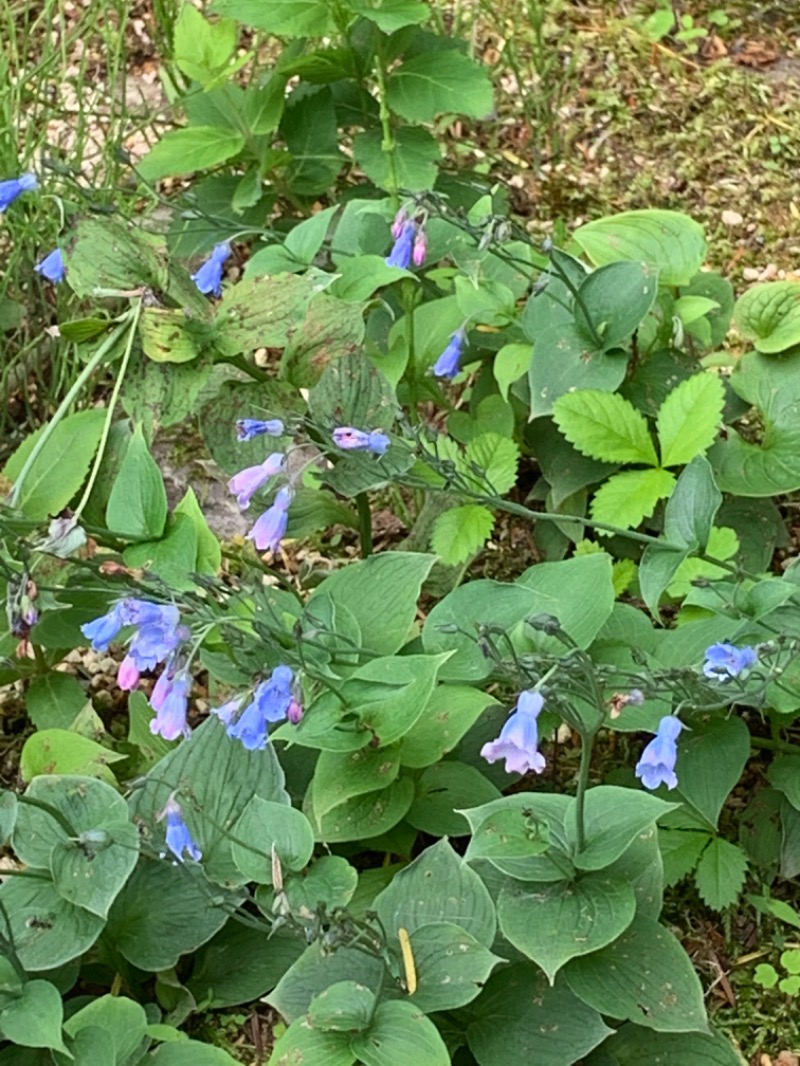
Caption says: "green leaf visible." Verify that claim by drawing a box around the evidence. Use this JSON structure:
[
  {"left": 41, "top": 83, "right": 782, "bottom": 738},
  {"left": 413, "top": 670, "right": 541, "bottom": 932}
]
[
  {"left": 148, "top": 1040, "right": 242, "bottom": 1065},
  {"left": 431, "top": 504, "right": 495, "bottom": 565},
  {"left": 662, "top": 455, "right": 722, "bottom": 550},
  {"left": 733, "top": 280, "right": 800, "bottom": 354},
  {"left": 575, "top": 261, "right": 658, "bottom": 350},
  {"left": 306, "top": 553, "right": 434, "bottom": 658},
  {"left": 269, "top": 943, "right": 385, "bottom": 1024},
  {"left": 25, "top": 673, "right": 87, "bottom": 731},
  {"left": 351, "top": 1000, "right": 450, "bottom": 1066},
  {"left": 173, "top": 4, "right": 237, "bottom": 87},
  {"left": 768, "top": 754, "right": 800, "bottom": 810},
  {"left": 268, "top": 1018, "right": 355, "bottom": 1066},
  {"left": 105, "top": 860, "right": 233, "bottom": 971},
  {"left": 709, "top": 350, "right": 800, "bottom": 496},
  {"left": 375, "top": 838, "right": 496, "bottom": 945},
  {"left": 639, "top": 544, "right": 689, "bottom": 618},
  {"left": 694, "top": 837, "right": 747, "bottom": 910},
  {"left": 353, "top": 127, "right": 441, "bottom": 193},
  {"left": 213, "top": 273, "right": 321, "bottom": 355},
  {"left": 569, "top": 786, "right": 678, "bottom": 871},
  {"left": 231, "top": 797, "right": 315, "bottom": 883},
  {"left": 499, "top": 874, "right": 636, "bottom": 983},
  {"left": 399, "top": 686, "right": 498, "bottom": 768},
  {"left": 406, "top": 762, "right": 500, "bottom": 836},
  {"left": 406, "top": 922, "right": 503, "bottom": 1012},
  {"left": 0, "top": 876, "right": 104, "bottom": 971},
  {"left": 187, "top": 923, "right": 305, "bottom": 1009},
  {"left": 308, "top": 981, "right": 374, "bottom": 1032},
  {"left": 310, "top": 746, "right": 401, "bottom": 819},
  {"left": 385, "top": 50, "right": 493, "bottom": 123},
  {"left": 255, "top": 205, "right": 339, "bottom": 269},
  {"left": 656, "top": 373, "right": 725, "bottom": 467},
  {"left": 138, "top": 127, "right": 245, "bottom": 181},
  {"left": 605, "top": 1023, "right": 747, "bottom": 1065},
  {"left": 573, "top": 210, "right": 707, "bottom": 287},
  {"left": 565, "top": 915, "right": 708, "bottom": 1033},
  {"left": 553, "top": 390, "right": 658, "bottom": 465},
  {"left": 467, "top": 964, "right": 613, "bottom": 1066},
  {"left": 211, "top": 0, "right": 336, "bottom": 35},
  {"left": 280, "top": 86, "right": 343, "bottom": 197},
  {"left": 591, "top": 468, "right": 676, "bottom": 531},
  {"left": 348, "top": 0, "right": 429, "bottom": 32},
  {"left": 464, "top": 432, "right": 519, "bottom": 495},
  {"left": 174, "top": 487, "right": 221, "bottom": 575},
  {"left": 0, "top": 792, "right": 17, "bottom": 847},
  {"left": 282, "top": 855, "right": 358, "bottom": 913},
  {"left": 3, "top": 409, "right": 106, "bottom": 520},
  {"left": 105, "top": 423, "right": 167, "bottom": 540},
  {"left": 328, "top": 255, "right": 413, "bottom": 302},
  {"left": 64, "top": 994, "right": 147, "bottom": 1064},
  {"left": 0, "top": 981, "right": 67, "bottom": 1052},
  {"left": 139, "top": 307, "right": 203, "bottom": 364},
  {"left": 529, "top": 323, "right": 626, "bottom": 419},
  {"left": 676, "top": 715, "right": 750, "bottom": 828},
  {"left": 123, "top": 513, "right": 198, "bottom": 591},
  {"left": 493, "top": 342, "right": 531, "bottom": 401},
  {"left": 283, "top": 294, "right": 367, "bottom": 388},
  {"left": 20, "top": 731, "right": 125, "bottom": 785},
  {"left": 128, "top": 715, "right": 289, "bottom": 886},
  {"left": 667, "top": 526, "right": 738, "bottom": 598},
  {"left": 309, "top": 777, "right": 414, "bottom": 844}
]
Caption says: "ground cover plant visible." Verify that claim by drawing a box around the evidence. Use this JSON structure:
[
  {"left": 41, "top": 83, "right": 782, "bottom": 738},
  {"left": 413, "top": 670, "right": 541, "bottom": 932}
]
[{"left": 2, "top": 1, "right": 800, "bottom": 1063}]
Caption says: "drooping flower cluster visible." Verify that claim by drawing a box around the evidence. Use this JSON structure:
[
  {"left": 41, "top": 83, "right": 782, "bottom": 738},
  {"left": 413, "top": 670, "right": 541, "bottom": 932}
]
[
  {"left": 481, "top": 690, "right": 546, "bottom": 775},
  {"left": 211, "top": 664, "right": 300, "bottom": 751},
  {"left": 227, "top": 420, "right": 294, "bottom": 554},
  {"left": 332, "top": 426, "right": 390, "bottom": 456},
  {"left": 635, "top": 715, "right": 683, "bottom": 791},
  {"left": 81, "top": 598, "right": 191, "bottom": 740},
  {"left": 703, "top": 642, "right": 757, "bottom": 680},
  {"left": 386, "top": 206, "right": 427, "bottom": 269},
  {"left": 433, "top": 327, "right": 468, "bottom": 380}
]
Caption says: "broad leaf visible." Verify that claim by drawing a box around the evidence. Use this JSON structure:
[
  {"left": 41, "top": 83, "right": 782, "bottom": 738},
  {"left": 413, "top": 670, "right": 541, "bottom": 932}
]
[
  {"left": 353, "top": 127, "right": 441, "bottom": 193},
  {"left": 138, "top": 127, "right": 245, "bottom": 181},
  {"left": 386, "top": 50, "right": 493, "bottom": 123},
  {"left": 733, "top": 280, "right": 800, "bottom": 354},
  {"left": 675, "top": 715, "right": 750, "bottom": 828},
  {"left": 575, "top": 261, "right": 658, "bottom": 350},
  {"left": 308, "top": 777, "right": 415, "bottom": 843},
  {"left": 694, "top": 838, "right": 747, "bottom": 910},
  {"left": 351, "top": 1000, "right": 450, "bottom": 1066},
  {"left": 553, "top": 390, "right": 658, "bottom": 465},
  {"left": 0, "top": 876, "right": 104, "bottom": 971},
  {"left": 399, "top": 686, "right": 499, "bottom": 768},
  {"left": 573, "top": 210, "right": 707, "bottom": 287},
  {"left": 662, "top": 455, "right": 721, "bottom": 549},
  {"left": 568, "top": 786, "right": 678, "bottom": 870},
  {"left": 231, "top": 797, "right": 315, "bottom": 883},
  {"left": 105, "top": 423, "right": 167, "bottom": 540},
  {"left": 656, "top": 373, "right": 725, "bottom": 468},
  {"left": 211, "top": 0, "right": 337, "bottom": 35},
  {"left": 20, "top": 731, "right": 125, "bottom": 785},
  {"left": 590, "top": 468, "right": 676, "bottom": 531},
  {"left": 187, "top": 923, "right": 306, "bottom": 1009},
  {"left": 348, "top": 0, "right": 429, "bottom": 32},
  {"left": 604, "top": 1023, "right": 747, "bottom": 1065},
  {"left": 0, "top": 980, "right": 67, "bottom": 1052},
  {"left": 431, "top": 504, "right": 495, "bottom": 564},
  {"left": 529, "top": 322, "right": 626, "bottom": 419},
  {"left": 310, "top": 746, "right": 401, "bottom": 819},
  {"left": 406, "top": 922, "right": 503, "bottom": 1012},
  {"left": 406, "top": 762, "right": 500, "bottom": 836}
]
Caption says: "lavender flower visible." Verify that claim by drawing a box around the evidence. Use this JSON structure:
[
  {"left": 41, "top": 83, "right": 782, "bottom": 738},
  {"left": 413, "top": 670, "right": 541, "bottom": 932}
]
[
  {"left": 34, "top": 248, "right": 65, "bottom": 283},
  {"left": 236, "top": 419, "right": 284, "bottom": 442},
  {"left": 0, "top": 173, "right": 37, "bottom": 211},
  {"left": 81, "top": 604, "right": 125, "bottom": 651},
  {"left": 391, "top": 207, "right": 409, "bottom": 239},
  {"left": 228, "top": 453, "right": 284, "bottom": 509},
  {"left": 150, "top": 669, "right": 191, "bottom": 741},
  {"left": 127, "top": 621, "right": 185, "bottom": 672},
  {"left": 117, "top": 655, "right": 141, "bottom": 691},
  {"left": 433, "top": 329, "right": 466, "bottom": 380},
  {"left": 191, "top": 242, "right": 231, "bottom": 297},
  {"left": 386, "top": 220, "right": 415, "bottom": 269},
  {"left": 210, "top": 697, "right": 243, "bottom": 726},
  {"left": 247, "top": 486, "right": 293, "bottom": 553},
  {"left": 703, "top": 643, "right": 757, "bottom": 680},
  {"left": 412, "top": 229, "right": 427, "bottom": 267},
  {"left": 481, "top": 690, "right": 546, "bottom": 775},
  {"left": 331, "top": 427, "right": 390, "bottom": 456},
  {"left": 226, "top": 665, "right": 294, "bottom": 750},
  {"left": 635, "top": 715, "right": 683, "bottom": 790},
  {"left": 160, "top": 797, "right": 201, "bottom": 863}
]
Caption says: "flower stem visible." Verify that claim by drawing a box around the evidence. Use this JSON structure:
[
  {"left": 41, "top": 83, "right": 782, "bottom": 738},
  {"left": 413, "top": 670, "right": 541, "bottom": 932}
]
[
  {"left": 574, "top": 730, "right": 596, "bottom": 855},
  {"left": 373, "top": 53, "right": 400, "bottom": 207},
  {"left": 357, "top": 493, "right": 373, "bottom": 557}
]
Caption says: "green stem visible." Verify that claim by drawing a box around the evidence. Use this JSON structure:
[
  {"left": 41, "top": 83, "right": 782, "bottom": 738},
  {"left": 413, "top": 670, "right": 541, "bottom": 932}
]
[
  {"left": 73, "top": 299, "right": 142, "bottom": 522},
  {"left": 404, "top": 285, "right": 420, "bottom": 422},
  {"left": 574, "top": 730, "right": 596, "bottom": 855},
  {"left": 7, "top": 315, "right": 132, "bottom": 509},
  {"left": 373, "top": 53, "right": 400, "bottom": 207},
  {"left": 750, "top": 736, "right": 800, "bottom": 754},
  {"left": 356, "top": 493, "right": 373, "bottom": 557}
]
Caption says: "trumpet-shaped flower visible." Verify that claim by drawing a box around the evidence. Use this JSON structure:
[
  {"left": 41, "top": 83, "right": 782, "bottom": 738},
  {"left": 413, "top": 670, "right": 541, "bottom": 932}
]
[
  {"left": 191, "top": 242, "right": 231, "bottom": 297},
  {"left": 228, "top": 453, "right": 284, "bottom": 509},
  {"left": 635, "top": 715, "right": 683, "bottom": 790},
  {"left": 81, "top": 603, "right": 125, "bottom": 651},
  {"left": 386, "top": 220, "right": 416, "bottom": 269},
  {"left": 332, "top": 427, "right": 390, "bottom": 455},
  {"left": 703, "top": 643, "right": 757, "bottom": 680},
  {"left": 34, "top": 248, "right": 65, "bottom": 283},
  {"left": 161, "top": 797, "right": 201, "bottom": 863},
  {"left": 481, "top": 690, "right": 546, "bottom": 775},
  {"left": 226, "top": 665, "right": 294, "bottom": 750},
  {"left": 150, "top": 669, "right": 191, "bottom": 741},
  {"left": 433, "top": 329, "right": 466, "bottom": 380},
  {"left": 0, "top": 173, "right": 37, "bottom": 211},
  {"left": 117, "top": 655, "right": 141, "bottom": 691},
  {"left": 247, "top": 486, "right": 293, "bottom": 553},
  {"left": 236, "top": 419, "right": 284, "bottom": 442}
]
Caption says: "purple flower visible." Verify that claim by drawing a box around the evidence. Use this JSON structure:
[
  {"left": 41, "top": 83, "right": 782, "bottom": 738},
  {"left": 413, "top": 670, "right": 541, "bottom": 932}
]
[
  {"left": 0, "top": 173, "right": 37, "bottom": 211},
  {"left": 412, "top": 229, "right": 427, "bottom": 267},
  {"left": 161, "top": 797, "right": 201, "bottom": 863},
  {"left": 703, "top": 643, "right": 757, "bottom": 680},
  {"left": 34, "top": 248, "right": 65, "bottom": 283},
  {"left": 117, "top": 655, "right": 141, "bottom": 691},
  {"left": 433, "top": 329, "right": 466, "bottom": 380},
  {"left": 236, "top": 419, "right": 284, "bottom": 442},
  {"left": 287, "top": 698, "right": 303, "bottom": 725},
  {"left": 150, "top": 670, "right": 191, "bottom": 741},
  {"left": 119, "top": 599, "right": 180, "bottom": 628},
  {"left": 391, "top": 207, "right": 408, "bottom": 240},
  {"left": 191, "top": 242, "right": 231, "bottom": 297},
  {"left": 247, "top": 486, "right": 293, "bottom": 553},
  {"left": 228, "top": 453, "right": 284, "bottom": 509},
  {"left": 332, "top": 427, "right": 390, "bottom": 456},
  {"left": 81, "top": 604, "right": 125, "bottom": 651},
  {"left": 481, "top": 690, "right": 546, "bottom": 775},
  {"left": 635, "top": 715, "right": 683, "bottom": 791},
  {"left": 127, "top": 620, "right": 186, "bottom": 672},
  {"left": 210, "top": 697, "right": 243, "bottom": 726},
  {"left": 386, "top": 221, "right": 415, "bottom": 269},
  {"left": 226, "top": 665, "right": 294, "bottom": 750}
]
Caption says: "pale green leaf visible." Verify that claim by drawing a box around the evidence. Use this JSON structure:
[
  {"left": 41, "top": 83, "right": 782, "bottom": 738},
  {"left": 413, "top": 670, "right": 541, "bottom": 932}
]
[
  {"left": 385, "top": 50, "right": 493, "bottom": 123},
  {"left": 431, "top": 504, "right": 495, "bottom": 565},
  {"left": 591, "top": 468, "right": 676, "bottom": 532},
  {"left": 464, "top": 432, "right": 519, "bottom": 495},
  {"left": 694, "top": 838, "right": 747, "bottom": 911},
  {"left": 656, "top": 373, "right": 725, "bottom": 467},
  {"left": 733, "top": 280, "right": 800, "bottom": 354},
  {"left": 553, "top": 389, "right": 658, "bottom": 465},
  {"left": 138, "top": 127, "right": 245, "bottom": 181},
  {"left": 573, "top": 209, "right": 707, "bottom": 287},
  {"left": 493, "top": 342, "right": 530, "bottom": 400}
]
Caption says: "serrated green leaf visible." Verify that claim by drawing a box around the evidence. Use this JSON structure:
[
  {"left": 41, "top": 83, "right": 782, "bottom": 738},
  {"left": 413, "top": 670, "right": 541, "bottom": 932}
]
[
  {"left": 348, "top": 0, "right": 429, "bottom": 32},
  {"left": 694, "top": 838, "right": 747, "bottom": 910},
  {"left": 591, "top": 468, "right": 676, "bottom": 532},
  {"left": 464, "top": 432, "right": 519, "bottom": 494},
  {"left": 385, "top": 50, "right": 493, "bottom": 123},
  {"left": 353, "top": 127, "right": 440, "bottom": 193},
  {"left": 553, "top": 390, "right": 658, "bottom": 465},
  {"left": 431, "top": 504, "right": 494, "bottom": 565},
  {"left": 656, "top": 373, "right": 725, "bottom": 467},
  {"left": 733, "top": 280, "right": 800, "bottom": 354},
  {"left": 211, "top": 0, "right": 337, "bottom": 35},
  {"left": 138, "top": 127, "right": 245, "bottom": 181},
  {"left": 174, "top": 5, "right": 237, "bottom": 87},
  {"left": 573, "top": 210, "right": 707, "bottom": 287}
]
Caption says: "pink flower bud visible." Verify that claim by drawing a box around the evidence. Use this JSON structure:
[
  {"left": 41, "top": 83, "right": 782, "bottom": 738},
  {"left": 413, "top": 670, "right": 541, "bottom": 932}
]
[
  {"left": 287, "top": 699, "right": 303, "bottom": 725},
  {"left": 412, "top": 230, "right": 427, "bottom": 267},
  {"left": 117, "top": 655, "right": 141, "bottom": 691}
]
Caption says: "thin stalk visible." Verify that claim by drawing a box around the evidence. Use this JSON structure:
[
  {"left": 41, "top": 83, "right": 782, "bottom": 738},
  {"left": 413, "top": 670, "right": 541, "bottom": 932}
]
[
  {"left": 7, "top": 315, "right": 132, "bottom": 509},
  {"left": 73, "top": 299, "right": 142, "bottom": 522},
  {"left": 574, "top": 730, "right": 596, "bottom": 855},
  {"left": 356, "top": 493, "right": 373, "bottom": 557},
  {"left": 373, "top": 53, "right": 400, "bottom": 207}
]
